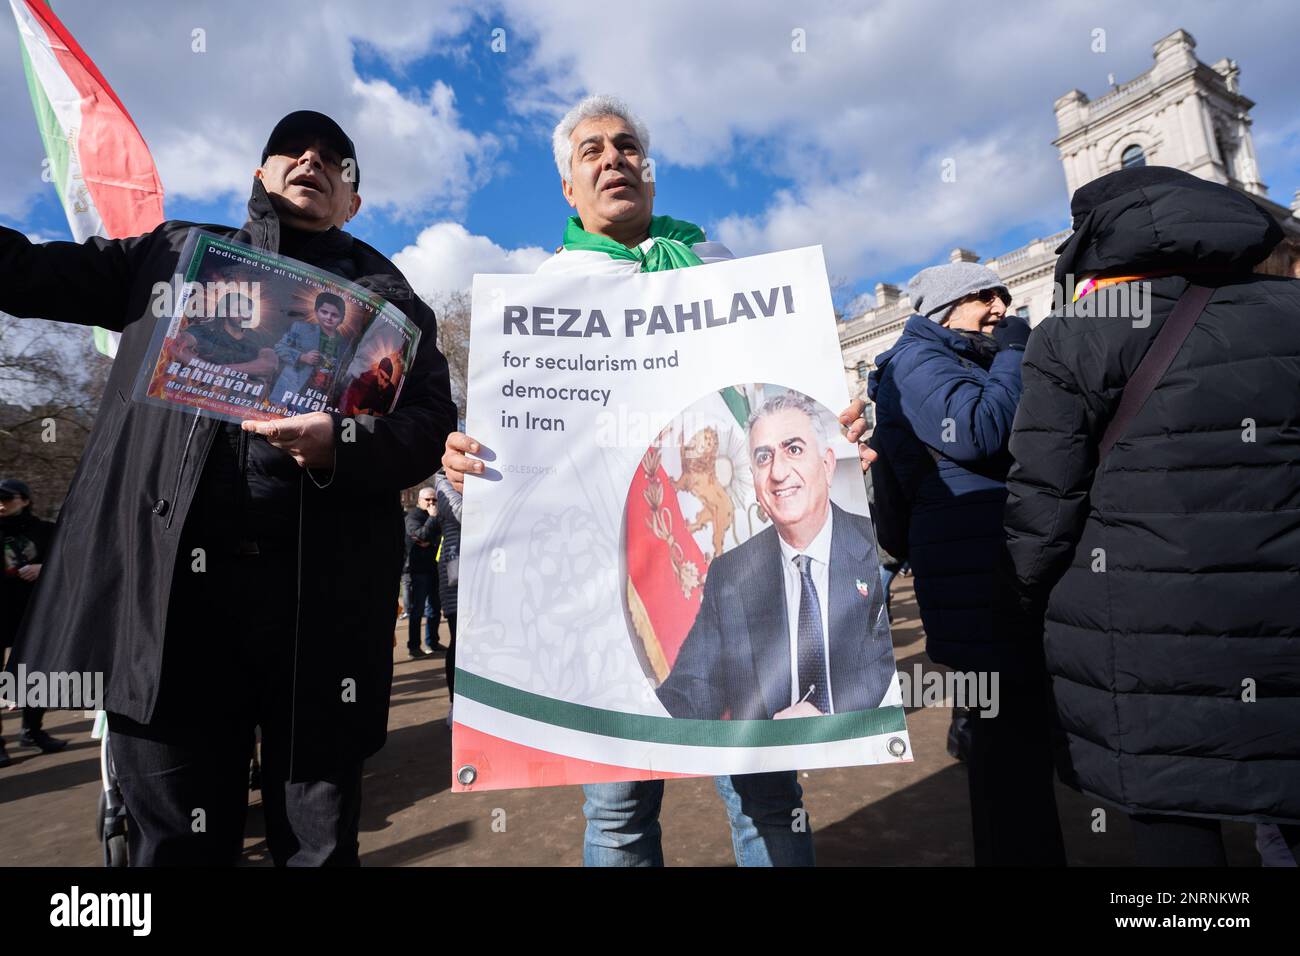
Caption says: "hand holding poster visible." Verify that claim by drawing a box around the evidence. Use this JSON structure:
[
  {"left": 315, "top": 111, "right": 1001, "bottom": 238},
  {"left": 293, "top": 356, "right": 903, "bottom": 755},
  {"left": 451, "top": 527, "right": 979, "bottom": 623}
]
[
  {"left": 452, "top": 246, "right": 909, "bottom": 791},
  {"left": 133, "top": 229, "right": 419, "bottom": 424}
]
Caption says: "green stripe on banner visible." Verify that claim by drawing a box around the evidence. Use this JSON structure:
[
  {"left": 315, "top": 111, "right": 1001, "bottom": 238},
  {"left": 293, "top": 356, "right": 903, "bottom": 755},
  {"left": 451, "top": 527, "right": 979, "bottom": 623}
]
[
  {"left": 455, "top": 669, "right": 906, "bottom": 748},
  {"left": 718, "top": 385, "right": 751, "bottom": 427},
  {"left": 18, "top": 39, "right": 71, "bottom": 209}
]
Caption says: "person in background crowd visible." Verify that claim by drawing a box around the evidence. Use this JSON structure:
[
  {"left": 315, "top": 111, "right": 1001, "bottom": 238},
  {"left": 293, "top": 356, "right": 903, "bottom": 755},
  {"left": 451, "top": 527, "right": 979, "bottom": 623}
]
[
  {"left": 866, "top": 479, "right": 907, "bottom": 622},
  {"left": 0, "top": 479, "right": 66, "bottom": 766},
  {"left": 865, "top": 259, "right": 1065, "bottom": 866},
  {"left": 1004, "top": 166, "right": 1300, "bottom": 866},
  {"left": 405, "top": 486, "right": 442, "bottom": 659},
  {"left": 433, "top": 471, "right": 461, "bottom": 723}
]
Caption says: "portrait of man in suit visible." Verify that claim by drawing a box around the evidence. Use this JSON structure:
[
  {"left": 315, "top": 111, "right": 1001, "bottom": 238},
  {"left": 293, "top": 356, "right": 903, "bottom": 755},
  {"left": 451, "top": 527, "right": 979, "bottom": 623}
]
[{"left": 655, "top": 390, "right": 896, "bottom": 720}]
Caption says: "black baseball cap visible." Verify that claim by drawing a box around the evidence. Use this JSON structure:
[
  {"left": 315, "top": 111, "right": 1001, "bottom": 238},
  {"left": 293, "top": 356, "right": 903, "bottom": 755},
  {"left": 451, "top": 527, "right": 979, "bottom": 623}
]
[
  {"left": 262, "top": 110, "right": 360, "bottom": 190},
  {"left": 0, "top": 478, "right": 32, "bottom": 499}
]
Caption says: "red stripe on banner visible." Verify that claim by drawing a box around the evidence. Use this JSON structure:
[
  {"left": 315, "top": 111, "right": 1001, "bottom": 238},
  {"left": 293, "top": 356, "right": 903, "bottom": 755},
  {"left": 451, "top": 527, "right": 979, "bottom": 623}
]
[
  {"left": 23, "top": 0, "right": 164, "bottom": 237},
  {"left": 451, "top": 723, "right": 697, "bottom": 792}
]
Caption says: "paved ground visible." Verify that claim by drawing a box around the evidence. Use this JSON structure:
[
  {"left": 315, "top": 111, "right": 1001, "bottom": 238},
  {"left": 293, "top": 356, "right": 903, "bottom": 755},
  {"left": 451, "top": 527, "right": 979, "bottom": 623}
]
[{"left": 0, "top": 578, "right": 1260, "bottom": 866}]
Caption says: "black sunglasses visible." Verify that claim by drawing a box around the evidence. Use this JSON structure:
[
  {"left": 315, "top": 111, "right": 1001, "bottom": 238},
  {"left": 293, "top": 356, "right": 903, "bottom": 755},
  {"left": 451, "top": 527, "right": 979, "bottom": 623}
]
[{"left": 970, "top": 288, "right": 1011, "bottom": 307}]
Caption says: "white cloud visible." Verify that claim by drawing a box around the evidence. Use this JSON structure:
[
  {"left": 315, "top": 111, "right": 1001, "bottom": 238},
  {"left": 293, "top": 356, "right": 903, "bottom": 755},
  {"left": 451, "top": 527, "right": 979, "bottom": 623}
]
[
  {"left": 841, "top": 290, "right": 876, "bottom": 319},
  {"left": 0, "top": 0, "right": 493, "bottom": 222},
  {"left": 493, "top": 0, "right": 1300, "bottom": 278},
  {"left": 348, "top": 77, "right": 498, "bottom": 216},
  {"left": 714, "top": 129, "right": 1064, "bottom": 277},
  {"left": 392, "top": 222, "right": 549, "bottom": 296}
]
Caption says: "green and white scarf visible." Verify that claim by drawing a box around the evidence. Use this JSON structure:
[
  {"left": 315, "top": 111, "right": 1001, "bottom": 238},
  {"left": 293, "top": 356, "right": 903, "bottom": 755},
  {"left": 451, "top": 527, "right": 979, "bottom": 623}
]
[{"left": 562, "top": 215, "right": 707, "bottom": 272}]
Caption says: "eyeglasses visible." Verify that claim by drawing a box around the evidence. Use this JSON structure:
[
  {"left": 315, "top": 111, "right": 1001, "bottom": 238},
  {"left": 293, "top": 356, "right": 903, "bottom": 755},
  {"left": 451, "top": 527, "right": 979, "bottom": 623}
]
[{"left": 970, "top": 288, "right": 1011, "bottom": 307}]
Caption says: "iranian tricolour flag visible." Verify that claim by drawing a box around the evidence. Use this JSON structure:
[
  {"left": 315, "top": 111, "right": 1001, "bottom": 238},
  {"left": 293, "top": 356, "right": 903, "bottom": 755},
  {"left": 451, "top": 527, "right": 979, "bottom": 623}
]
[{"left": 9, "top": 0, "right": 164, "bottom": 357}]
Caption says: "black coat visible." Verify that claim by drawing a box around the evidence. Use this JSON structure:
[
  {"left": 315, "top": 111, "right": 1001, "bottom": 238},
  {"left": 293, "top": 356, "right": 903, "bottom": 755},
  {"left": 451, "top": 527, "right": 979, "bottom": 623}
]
[
  {"left": 1, "top": 510, "right": 54, "bottom": 647},
  {"left": 1004, "top": 169, "right": 1300, "bottom": 823},
  {"left": 405, "top": 507, "right": 441, "bottom": 574},
  {"left": 0, "top": 181, "right": 456, "bottom": 778}
]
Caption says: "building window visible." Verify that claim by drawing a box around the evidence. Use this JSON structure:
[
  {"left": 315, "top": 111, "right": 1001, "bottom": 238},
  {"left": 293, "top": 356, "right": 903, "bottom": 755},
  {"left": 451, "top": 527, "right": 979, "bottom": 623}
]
[
  {"left": 856, "top": 360, "right": 868, "bottom": 380},
  {"left": 1016, "top": 306, "right": 1030, "bottom": 319},
  {"left": 1121, "top": 144, "right": 1146, "bottom": 168}
]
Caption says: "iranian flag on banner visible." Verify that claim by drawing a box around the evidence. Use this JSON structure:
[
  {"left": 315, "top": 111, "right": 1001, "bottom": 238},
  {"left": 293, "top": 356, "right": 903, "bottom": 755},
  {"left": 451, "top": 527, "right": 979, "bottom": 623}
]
[
  {"left": 625, "top": 445, "right": 708, "bottom": 681},
  {"left": 9, "top": 0, "right": 165, "bottom": 357},
  {"left": 625, "top": 384, "right": 755, "bottom": 681}
]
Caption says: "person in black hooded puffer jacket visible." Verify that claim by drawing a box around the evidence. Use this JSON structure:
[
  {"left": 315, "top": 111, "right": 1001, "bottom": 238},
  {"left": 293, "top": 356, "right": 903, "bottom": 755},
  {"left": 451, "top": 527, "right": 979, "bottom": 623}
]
[
  {"left": 868, "top": 261, "right": 1065, "bottom": 867},
  {"left": 1004, "top": 165, "right": 1300, "bottom": 866}
]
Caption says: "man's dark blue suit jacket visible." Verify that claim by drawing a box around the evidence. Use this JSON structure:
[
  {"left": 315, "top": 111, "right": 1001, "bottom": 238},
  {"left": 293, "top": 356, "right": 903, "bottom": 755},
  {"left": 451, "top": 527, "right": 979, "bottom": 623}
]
[{"left": 656, "top": 503, "right": 896, "bottom": 720}]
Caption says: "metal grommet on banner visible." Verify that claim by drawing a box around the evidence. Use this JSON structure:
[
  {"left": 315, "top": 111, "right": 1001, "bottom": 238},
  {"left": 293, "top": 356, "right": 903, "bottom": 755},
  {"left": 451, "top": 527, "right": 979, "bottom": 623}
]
[
  {"left": 456, "top": 765, "right": 477, "bottom": 786},
  {"left": 887, "top": 736, "right": 907, "bottom": 758}
]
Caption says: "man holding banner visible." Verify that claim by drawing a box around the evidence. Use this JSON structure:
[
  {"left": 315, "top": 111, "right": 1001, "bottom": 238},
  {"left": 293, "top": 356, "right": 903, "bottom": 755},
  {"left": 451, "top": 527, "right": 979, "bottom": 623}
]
[
  {"left": 443, "top": 94, "right": 824, "bottom": 867},
  {"left": 0, "top": 108, "right": 456, "bottom": 865}
]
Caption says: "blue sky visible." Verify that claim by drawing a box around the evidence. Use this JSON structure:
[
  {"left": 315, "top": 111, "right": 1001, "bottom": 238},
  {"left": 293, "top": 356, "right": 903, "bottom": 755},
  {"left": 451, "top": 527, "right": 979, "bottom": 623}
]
[{"left": 3, "top": 1, "right": 1300, "bottom": 312}]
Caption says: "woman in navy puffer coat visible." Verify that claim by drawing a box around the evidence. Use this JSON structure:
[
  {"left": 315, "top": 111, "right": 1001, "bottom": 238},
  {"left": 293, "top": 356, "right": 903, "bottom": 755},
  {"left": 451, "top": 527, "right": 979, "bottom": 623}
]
[
  {"left": 870, "top": 288, "right": 1024, "bottom": 673},
  {"left": 868, "top": 260, "right": 1063, "bottom": 866}
]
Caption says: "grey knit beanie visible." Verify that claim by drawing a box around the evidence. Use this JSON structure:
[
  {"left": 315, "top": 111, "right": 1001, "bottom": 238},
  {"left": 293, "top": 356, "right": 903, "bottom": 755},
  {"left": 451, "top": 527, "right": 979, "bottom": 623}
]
[{"left": 907, "top": 261, "right": 1009, "bottom": 323}]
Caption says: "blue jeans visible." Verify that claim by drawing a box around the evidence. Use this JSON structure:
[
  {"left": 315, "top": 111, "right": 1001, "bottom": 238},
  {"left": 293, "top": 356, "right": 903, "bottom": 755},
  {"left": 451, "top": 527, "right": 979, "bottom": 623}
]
[
  {"left": 879, "top": 564, "right": 896, "bottom": 592},
  {"left": 407, "top": 571, "right": 438, "bottom": 651},
  {"left": 581, "top": 773, "right": 815, "bottom": 867},
  {"left": 880, "top": 562, "right": 906, "bottom": 618}
]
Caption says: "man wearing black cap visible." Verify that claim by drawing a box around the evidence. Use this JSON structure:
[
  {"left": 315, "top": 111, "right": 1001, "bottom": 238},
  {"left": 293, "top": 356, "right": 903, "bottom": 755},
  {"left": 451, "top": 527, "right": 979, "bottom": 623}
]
[{"left": 0, "top": 111, "right": 456, "bottom": 864}]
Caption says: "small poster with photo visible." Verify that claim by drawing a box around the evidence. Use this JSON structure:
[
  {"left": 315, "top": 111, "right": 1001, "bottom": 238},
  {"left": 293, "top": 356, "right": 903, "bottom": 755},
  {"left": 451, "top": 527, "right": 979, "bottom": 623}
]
[{"left": 133, "top": 229, "right": 419, "bottom": 424}]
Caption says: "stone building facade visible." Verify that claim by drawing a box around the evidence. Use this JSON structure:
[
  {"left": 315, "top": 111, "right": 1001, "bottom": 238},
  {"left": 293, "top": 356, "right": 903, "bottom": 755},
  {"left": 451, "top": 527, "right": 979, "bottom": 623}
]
[{"left": 839, "top": 28, "right": 1300, "bottom": 412}]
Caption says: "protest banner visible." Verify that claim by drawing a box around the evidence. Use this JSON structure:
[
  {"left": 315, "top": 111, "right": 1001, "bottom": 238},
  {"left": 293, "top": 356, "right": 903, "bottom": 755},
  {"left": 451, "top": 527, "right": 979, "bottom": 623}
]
[
  {"left": 452, "top": 246, "right": 909, "bottom": 791},
  {"left": 132, "top": 229, "right": 419, "bottom": 424}
]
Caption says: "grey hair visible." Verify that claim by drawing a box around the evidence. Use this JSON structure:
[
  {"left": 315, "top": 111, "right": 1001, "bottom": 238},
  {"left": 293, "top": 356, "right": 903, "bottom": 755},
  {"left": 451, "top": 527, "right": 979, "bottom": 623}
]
[
  {"left": 552, "top": 94, "right": 651, "bottom": 184},
  {"left": 746, "top": 390, "right": 831, "bottom": 451}
]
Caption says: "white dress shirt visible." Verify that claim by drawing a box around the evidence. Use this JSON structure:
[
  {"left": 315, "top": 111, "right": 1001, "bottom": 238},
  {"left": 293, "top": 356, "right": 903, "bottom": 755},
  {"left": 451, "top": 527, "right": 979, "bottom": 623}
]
[{"left": 777, "top": 506, "right": 835, "bottom": 713}]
